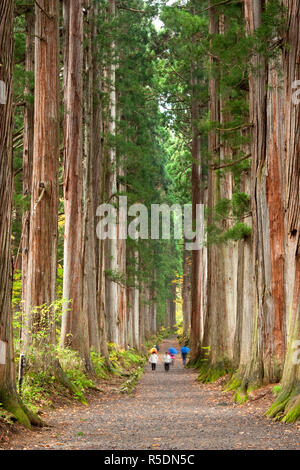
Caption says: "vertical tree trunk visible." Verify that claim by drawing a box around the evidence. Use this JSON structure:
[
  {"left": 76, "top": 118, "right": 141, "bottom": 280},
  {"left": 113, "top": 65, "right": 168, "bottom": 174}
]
[
  {"left": 24, "top": 0, "right": 60, "bottom": 346},
  {"left": 266, "top": 0, "right": 300, "bottom": 422},
  {"left": 22, "top": 1, "right": 79, "bottom": 396},
  {"left": 200, "top": 5, "right": 251, "bottom": 384},
  {"left": 126, "top": 285, "right": 133, "bottom": 347},
  {"left": 139, "top": 285, "right": 145, "bottom": 350},
  {"left": 237, "top": 0, "right": 286, "bottom": 400},
  {"left": 190, "top": 63, "right": 202, "bottom": 359},
  {"left": 132, "top": 251, "right": 140, "bottom": 349},
  {"left": 92, "top": 2, "right": 108, "bottom": 357},
  {"left": 143, "top": 285, "right": 151, "bottom": 340},
  {"left": 182, "top": 248, "right": 192, "bottom": 338},
  {"left": 21, "top": 9, "right": 35, "bottom": 328},
  {"left": 170, "top": 283, "right": 177, "bottom": 327},
  {"left": 151, "top": 275, "right": 157, "bottom": 336},
  {"left": 226, "top": 175, "right": 253, "bottom": 392},
  {"left": 199, "top": 5, "right": 228, "bottom": 379},
  {"left": 165, "top": 298, "right": 170, "bottom": 328},
  {"left": 0, "top": 0, "right": 40, "bottom": 427},
  {"left": 105, "top": 0, "right": 119, "bottom": 345},
  {"left": 80, "top": 0, "right": 101, "bottom": 367},
  {"left": 60, "top": 0, "right": 86, "bottom": 359},
  {"left": 61, "top": 0, "right": 94, "bottom": 372},
  {"left": 117, "top": 182, "right": 127, "bottom": 349},
  {"left": 84, "top": 0, "right": 101, "bottom": 355}
]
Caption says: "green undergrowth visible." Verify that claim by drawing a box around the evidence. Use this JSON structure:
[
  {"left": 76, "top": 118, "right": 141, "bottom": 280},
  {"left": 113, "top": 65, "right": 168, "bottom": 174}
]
[
  {"left": 17, "top": 344, "right": 147, "bottom": 414},
  {"left": 0, "top": 407, "right": 16, "bottom": 429},
  {"left": 120, "top": 366, "right": 145, "bottom": 394},
  {"left": 272, "top": 384, "right": 282, "bottom": 396},
  {"left": 5, "top": 323, "right": 174, "bottom": 423}
]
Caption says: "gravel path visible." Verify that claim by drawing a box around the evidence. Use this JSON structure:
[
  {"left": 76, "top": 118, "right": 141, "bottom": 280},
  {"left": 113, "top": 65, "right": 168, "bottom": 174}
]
[{"left": 4, "top": 337, "right": 300, "bottom": 450}]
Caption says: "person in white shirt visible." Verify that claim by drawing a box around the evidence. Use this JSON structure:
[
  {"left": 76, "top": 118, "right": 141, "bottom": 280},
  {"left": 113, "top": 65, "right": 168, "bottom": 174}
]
[
  {"left": 163, "top": 352, "right": 172, "bottom": 372},
  {"left": 149, "top": 352, "right": 158, "bottom": 371}
]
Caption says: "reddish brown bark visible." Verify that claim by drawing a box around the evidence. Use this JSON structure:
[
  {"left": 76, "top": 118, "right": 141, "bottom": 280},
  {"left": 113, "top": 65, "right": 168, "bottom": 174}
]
[
  {"left": 265, "top": 76, "right": 285, "bottom": 365},
  {"left": 21, "top": 10, "right": 35, "bottom": 317},
  {"left": 24, "top": 0, "right": 60, "bottom": 345},
  {"left": 0, "top": 0, "right": 16, "bottom": 413},
  {"left": 239, "top": 0, "right": 286, "bottom": 391},
  {"left": 61, "top": 0, "right": 94, "bottom": 372},
  {"left": 190, "top": 64, "right": 202, "bottom": 358},
  {"left": 200, "top": 6, "right": 233, "bottom": 374},
  {"left": 267, "top": 0, "right": 300, "bottom": 421},
  {"left": 0, "top": 0, "right": 40, "bottom": 426},
  {"left": 104, "top": 0, "right": 120, "bottom": 345},
  {"left": 61, "top": 0, "right": 84, "bottom": 350},
  {"left": 182, "top": 248, "right": 192, "bottom": 337}
]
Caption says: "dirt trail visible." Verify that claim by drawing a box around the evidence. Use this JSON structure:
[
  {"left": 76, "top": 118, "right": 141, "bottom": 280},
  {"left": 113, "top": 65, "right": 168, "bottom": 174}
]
[{"left": 4, "top": 337, "right": 300, "bottom": 450}]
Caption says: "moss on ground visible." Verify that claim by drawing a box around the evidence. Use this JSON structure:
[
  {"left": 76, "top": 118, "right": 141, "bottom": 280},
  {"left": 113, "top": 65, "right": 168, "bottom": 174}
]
[{"left": 197, "top": 363, "right": 231, "bottom": 384}]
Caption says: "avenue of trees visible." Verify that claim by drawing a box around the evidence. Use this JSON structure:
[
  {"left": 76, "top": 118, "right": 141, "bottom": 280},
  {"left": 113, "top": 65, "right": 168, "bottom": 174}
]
[{"left": 0, "top": 0, "right": 299, "bottom": 426}]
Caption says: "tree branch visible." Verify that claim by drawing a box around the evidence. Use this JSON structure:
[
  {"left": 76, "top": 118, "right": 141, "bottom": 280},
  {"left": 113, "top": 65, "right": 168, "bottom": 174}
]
[
  {"left": 34, "top": 0, "right": 53, "bottom": 20},
  {"left": 199, "top": 0, "right": 240, "bottom": 15},
  {"left": 14, "top": 167, "right": 23, "bottom": 178},
  {"left": 13, "top": 101, "right": 26, "bottom": 108},
  {"left": 215, "top": 123, "right": 254, "bottom": 132},
  {"left": 14, "top": 3, "right": 34, "bottom": 17},
  {"left": 116, "top": 3, "right": 144, "bottom": 13},
  {"left": 211, "top": 153, "right": 251, "bottom": 170}
]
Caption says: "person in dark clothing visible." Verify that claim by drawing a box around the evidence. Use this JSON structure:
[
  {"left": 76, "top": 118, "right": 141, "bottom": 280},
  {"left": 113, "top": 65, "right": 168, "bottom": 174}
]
[{"left": 181, "top": 351, "right": 188, "bottom": 366}]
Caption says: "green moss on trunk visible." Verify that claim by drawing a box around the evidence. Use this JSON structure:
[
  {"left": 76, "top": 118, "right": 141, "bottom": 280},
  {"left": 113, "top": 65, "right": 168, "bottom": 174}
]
[
  {"left": 187, "top": 356, "right": 204, "bottom": 369},
  {"left": 266, "top": 385, "right": 300, "bottom": 423},
  {"left": 197, "top": 362, "right": 231, "bottom": 384},
  {"left": 234, "top": 389, "right": 248, "bottom": 404},
  {"left": 233, "top": 375, "right": 263, "bottom": 404},
  {"left": 224, "top": 373, "right": 242, "bottom": 392},
  {"left": 0, "top": 389, "right": 43, "bottom": 428}
]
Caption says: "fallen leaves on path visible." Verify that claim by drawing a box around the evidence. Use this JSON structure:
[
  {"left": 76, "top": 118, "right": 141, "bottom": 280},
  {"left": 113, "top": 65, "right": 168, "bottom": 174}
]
[{"left": 3, "top": 337, "right": 300, "bottom": 450}]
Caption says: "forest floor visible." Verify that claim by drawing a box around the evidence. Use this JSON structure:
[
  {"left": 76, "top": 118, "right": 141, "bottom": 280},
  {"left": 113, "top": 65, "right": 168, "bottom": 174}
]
[{"left": 2, "top": 337, "right": 300, "bottom": 450}]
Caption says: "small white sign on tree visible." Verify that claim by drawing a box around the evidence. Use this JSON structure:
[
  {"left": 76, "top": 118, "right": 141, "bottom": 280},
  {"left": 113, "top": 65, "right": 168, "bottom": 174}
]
[
  {"left": 0, "top": 340, "right": 7, "bottom": 365},
  {"left": 0, "top": 80, "right": 6, "bottom": 104}
]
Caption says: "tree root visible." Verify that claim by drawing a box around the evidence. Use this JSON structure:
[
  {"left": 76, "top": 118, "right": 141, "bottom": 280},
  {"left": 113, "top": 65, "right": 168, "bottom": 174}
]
[
  {"left": 0, "top": 389, "right": 43, "bottom": 429},
  {"left": 197, "top": 362, "right": 231, "bottom": 384},
  {"left": 224, "top": 372, "right": 242, "bottom": 392},
  {"left": 233, "top": 387, "right": 249, "bottom": 404},
  {"left": 224, "top": 367, "right": 264, "bottom": 404},
  {"left": 186, "top": 356, "right": 204, "bottom": 369},
  {"left": 52, "top": 359, "right": 87, "bottom": 404},
  {"left": 266, "top": 385, "right": 300, "bottom": 423}
]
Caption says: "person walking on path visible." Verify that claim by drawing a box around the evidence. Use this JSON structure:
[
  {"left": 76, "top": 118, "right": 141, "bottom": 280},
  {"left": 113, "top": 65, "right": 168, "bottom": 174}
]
[
  {"left": 170, "top": 352, "right": 175, "bottom": 366},
  {"left": 180, "top": 346, "right": 190, "bottom": 366},
  {"left": 149, "top": 351, "right": 158, "bottom": 371},
  {"left": 181, "top": 351, "right": 188, "bottom": 366},
  {"left": 163, "top": 352, "right": 172, "bottom": 372}
]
